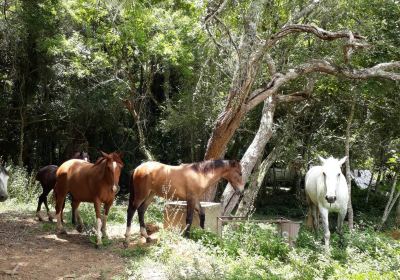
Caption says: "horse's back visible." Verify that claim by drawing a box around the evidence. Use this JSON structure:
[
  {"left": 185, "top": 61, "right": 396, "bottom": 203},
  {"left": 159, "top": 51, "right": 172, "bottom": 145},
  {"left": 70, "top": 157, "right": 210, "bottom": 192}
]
[
  {"left": 133, "top": 161, "right": 169, "bottom": 184},
  {"left": 56, "top": 159, "right": 92, "bottom": 189},
  {"left": 36, "top": 165, "right": 58, "bottom": 184},
  {"left": 132, "top": 161, "right": 187, "bottom": 199}
]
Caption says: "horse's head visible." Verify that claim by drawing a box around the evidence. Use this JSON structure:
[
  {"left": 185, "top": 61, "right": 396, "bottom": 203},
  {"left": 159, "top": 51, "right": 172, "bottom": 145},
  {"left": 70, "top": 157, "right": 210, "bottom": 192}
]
[
  {"left": 100, "top": 151, "right": 124, "bottom": 193},
  {"left": 225, "top": 160, "right": 245, "bottom": 195},
  {"left": 80, "top": 152, "right": 90, "bottom": 162},
  {"left": 319, "top": 156, "right": 347, "bottom": 204},
  {"left": 0, "top": 164, "right": 10, "bottom": 202},
  {"left": 73, "top": 151, "right": 90, "bottom": 162}
]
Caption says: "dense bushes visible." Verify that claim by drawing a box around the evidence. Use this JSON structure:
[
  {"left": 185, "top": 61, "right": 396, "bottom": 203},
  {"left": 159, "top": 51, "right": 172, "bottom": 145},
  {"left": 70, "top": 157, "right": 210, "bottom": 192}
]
[{"left": 7, "top": 165, "right": 41, "bottom": 204}]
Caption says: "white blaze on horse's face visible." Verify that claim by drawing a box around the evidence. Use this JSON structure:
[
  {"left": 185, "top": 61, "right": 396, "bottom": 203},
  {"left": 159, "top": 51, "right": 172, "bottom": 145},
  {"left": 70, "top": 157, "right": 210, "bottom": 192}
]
[
  {"left": 112, "top": 161, "right": 118, "bottom": 192},
  {"left": 319, "top": 156, "right": 347, "bottom": 204}
]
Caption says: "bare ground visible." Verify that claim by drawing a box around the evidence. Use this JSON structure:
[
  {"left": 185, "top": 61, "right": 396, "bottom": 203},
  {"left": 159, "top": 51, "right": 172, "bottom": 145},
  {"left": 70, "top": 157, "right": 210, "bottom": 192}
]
[{"left": 0, "top": 211, "right": 129, "bottom": 280}]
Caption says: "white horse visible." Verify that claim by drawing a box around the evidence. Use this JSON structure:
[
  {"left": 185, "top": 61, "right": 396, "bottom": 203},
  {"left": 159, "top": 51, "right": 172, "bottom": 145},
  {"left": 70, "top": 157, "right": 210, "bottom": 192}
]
[
  {"left": 305, "top": 156, "right": 348, "bottom": 248},
  {"left": 0, "top": 164, "right": 10, "bottom": 202}
]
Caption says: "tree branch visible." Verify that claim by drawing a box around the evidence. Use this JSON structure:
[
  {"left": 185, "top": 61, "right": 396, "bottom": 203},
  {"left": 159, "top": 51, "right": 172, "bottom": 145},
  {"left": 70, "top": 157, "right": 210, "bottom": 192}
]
[
  {"left": 264, "top": 24, "right": 366, "bottom": 50},
  {"left": 246, "top": 60, "right": 400, "bottom": 111},
  {"left": 204, "top": 0, "right": 229, "bottom": 24}
]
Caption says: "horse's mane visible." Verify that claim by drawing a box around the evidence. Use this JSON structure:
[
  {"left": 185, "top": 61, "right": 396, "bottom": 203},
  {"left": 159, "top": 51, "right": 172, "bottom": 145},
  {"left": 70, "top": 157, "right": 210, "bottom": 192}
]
[
  {"left": 94, "top": 152, "right": 123, "bottom": 166},
  {"left": 190, "top": 160, "right": 239, "bottom": 173}
]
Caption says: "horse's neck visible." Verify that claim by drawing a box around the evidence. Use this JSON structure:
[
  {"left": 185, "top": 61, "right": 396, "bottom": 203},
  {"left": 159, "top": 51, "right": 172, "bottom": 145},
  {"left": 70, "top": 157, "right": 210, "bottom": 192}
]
[
  {"left": 204, "top": 167, "right": 227, "bottom": 187},
  {"left": 92, "top": 161, "right": 113, "bottom": 185}
]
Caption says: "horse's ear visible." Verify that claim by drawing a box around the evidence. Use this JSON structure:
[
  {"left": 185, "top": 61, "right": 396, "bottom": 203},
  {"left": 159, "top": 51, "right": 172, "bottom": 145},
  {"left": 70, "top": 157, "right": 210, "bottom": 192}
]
[
  {"left": 318, "top": 155, "right": 326, "bottom": 164},
  {"left": 338, "top": 156, "right": 347, "bottom": 166},
  {"left": 5, "top": 165, "right": 10, "bottom": 173},
  {"left": 100, "top": 151, "right": 109, "bottom": 158}
]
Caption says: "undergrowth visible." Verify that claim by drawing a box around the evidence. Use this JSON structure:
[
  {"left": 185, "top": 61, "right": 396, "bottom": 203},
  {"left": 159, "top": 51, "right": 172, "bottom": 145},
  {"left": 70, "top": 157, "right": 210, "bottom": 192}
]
[{"left": 2, "top": 164, "right": 400, "bottom": 279}]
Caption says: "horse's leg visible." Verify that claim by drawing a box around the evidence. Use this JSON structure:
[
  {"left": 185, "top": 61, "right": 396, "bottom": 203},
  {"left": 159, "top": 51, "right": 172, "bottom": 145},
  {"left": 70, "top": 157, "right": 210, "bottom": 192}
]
[
  {"left": 42, "top": 188, "right": 53, "bottom": 221},
  {"left": 101, "top": 202, "right": 112, "bottom": 239},
  {"left": 319, "top": 206, "right": 330, "bottom": 250},
  {"left": 124, "top": 198, "right": 139, "bottom": 247},
  {"left": 54, "top": 186, "right": 67, "bottom": 234},
  {"left": 337, "top": 209, "right": 347, "bottom": 247},
  {"left": 184, "top": 198, "right": 196, "bottom": 238},
  {"left": 311, "top": 203, "right": 319, "bottom": 235},
  {"left": 94, "top": 199, "right": 102, "bottom": 248},
  {"left": 195, "top": 202, "right": 205, "bottom": 229},
  {"left": 70, "top": 194, "right": 76, "bottom": 225},
  {"left": 72, "top": 200, "right": 83, "bottom": 233},
  {"left": 36, "top": 189, "right": 46, "bottom": 221},
  {"left": 137, "top": 194, "right": 155, "bottom": 243},
  {"left": 305, "top": 194, "right": 314, "bottom": 229}
]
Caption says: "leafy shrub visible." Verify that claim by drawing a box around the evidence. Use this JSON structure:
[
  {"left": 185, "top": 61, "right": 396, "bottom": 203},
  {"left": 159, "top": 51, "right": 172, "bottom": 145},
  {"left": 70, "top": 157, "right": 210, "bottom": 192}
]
[
  {"left": 222, "top": 223, "right": 290, "bottom": 261},
  {"left": 7, "top": 164, "right": 41, "bottom": 203}
]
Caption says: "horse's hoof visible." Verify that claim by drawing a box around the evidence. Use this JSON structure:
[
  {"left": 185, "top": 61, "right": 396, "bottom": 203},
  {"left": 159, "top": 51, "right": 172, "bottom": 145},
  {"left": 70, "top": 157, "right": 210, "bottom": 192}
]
[
  {"left": 48, "top": 216, "right": 53, "bottom": 222},
  {"left": 76, "top": 225, "right": 83, "bottom": 233},
  {"left": 123, "top": 241, "right": 129, "bottom": 248},
  {"left": 36, "top": 213, "right": 44, "bottom": 222},
  {"left": 57, "top": 229, "right": 67, "bottom": 235},
  {"left": 146, "top": 237, "right": 152, "bottom": 243},
  {"left": 95, "top": 243, "right": 102, "bottom": 249}
]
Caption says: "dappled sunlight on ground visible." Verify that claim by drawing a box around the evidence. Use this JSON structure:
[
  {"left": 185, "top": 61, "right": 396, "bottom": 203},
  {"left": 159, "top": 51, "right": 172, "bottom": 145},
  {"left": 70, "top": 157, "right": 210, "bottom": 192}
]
[{"left": 0, "top": 208, "right": 127, "bottom": 279}]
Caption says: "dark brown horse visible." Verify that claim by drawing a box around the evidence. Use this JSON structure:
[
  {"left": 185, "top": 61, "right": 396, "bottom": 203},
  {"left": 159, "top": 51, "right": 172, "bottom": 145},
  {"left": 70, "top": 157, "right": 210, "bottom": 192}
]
[
  {"left": 54, "top": 151, "right": 123, "bottom": 247},
  {"left": 124, "top": 160, "right": 244, "bottom": 246},
  {"left": 35, "top": 152, "right": 90, "bottom": 222}
]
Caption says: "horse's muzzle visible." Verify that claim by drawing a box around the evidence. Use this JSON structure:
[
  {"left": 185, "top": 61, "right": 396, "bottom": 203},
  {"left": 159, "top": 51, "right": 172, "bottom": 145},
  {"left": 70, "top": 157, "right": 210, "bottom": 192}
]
[
  {"left": 0, "top": 194, "right": 8, "bottom": 202},
  {"left": 325, "top": 195, "right": 336, "bottom": 203}
]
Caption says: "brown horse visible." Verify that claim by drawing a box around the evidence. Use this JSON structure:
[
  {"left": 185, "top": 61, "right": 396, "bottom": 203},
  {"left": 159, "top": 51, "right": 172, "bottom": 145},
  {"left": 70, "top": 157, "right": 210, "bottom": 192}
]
[
  {"left": 54, "top": 151, "right": 123, "bottom": 247},
  {"left": 35, "top": 151, "right": 90, "bottom": 222},
  {"left": 124, "top": 160, "right": 244, "bottom": 246}
]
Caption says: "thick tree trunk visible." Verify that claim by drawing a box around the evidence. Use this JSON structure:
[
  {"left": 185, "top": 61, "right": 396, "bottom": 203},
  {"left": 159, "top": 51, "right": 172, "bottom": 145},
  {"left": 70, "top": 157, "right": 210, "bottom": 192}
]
[
  {"left": 379, "top": 174, "right": 399, "bottom": 230},
  {"left": 236, "top": 146, "right": 280, "bottom": 217},
  {"left": 220, "top": 96, "right": 276, "bottom": 214},
  {"left": 203, "top": 0, "right": 267, "bottom": 201},
  {"left": 345, "top": 99, "right": 355, "bottom": 230}
]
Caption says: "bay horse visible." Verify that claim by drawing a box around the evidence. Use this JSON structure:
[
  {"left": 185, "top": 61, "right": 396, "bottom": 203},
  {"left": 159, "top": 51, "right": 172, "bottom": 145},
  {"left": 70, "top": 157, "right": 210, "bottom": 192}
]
[
  {"left": 35, "top": 151, "right": 90, "bottom": 222},
  {"left": 305, "top": 156, "right": 348, "bottom": 249},
  {"left": 0, "top": 164, "right": 10, "bottom": 202},
  {"left": 124, "top": 160, "right": 244, "bottom": 246},
  {"left": 54, "top": 151, "right": 123, "bottom": 247}
]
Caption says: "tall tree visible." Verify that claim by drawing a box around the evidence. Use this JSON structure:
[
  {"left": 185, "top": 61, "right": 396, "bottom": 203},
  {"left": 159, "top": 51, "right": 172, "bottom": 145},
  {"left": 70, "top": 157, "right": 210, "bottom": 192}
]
[{"left": 202, "top": 0, "right": 400, "bottom": 202}]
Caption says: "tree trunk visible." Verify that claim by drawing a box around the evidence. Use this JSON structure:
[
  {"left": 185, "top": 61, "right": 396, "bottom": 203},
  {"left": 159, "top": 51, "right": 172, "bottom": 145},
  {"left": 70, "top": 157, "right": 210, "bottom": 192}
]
[
  {"left": 18, "top": 107, "right": 25, "bottom": 167},
  {"left": 396, "top": 194, "right": 400, "bottom": 227},
  {"left": 202, "top": 0, "right": 267, "bottom": 201},
  {"left": 345, "top": 98, "right": 355, "bottom": 230},
  {"left": 220, "top": 96, "right": 277, "bottom": 214},
  {"left": 236, "top": 146, "right": 280, "bottom": 217},
  {"left": 365, "top": 170, "right": 375, "bottom": 203},
  {"left": 379, "top": 173, "right": 399, "bottom": 230}
]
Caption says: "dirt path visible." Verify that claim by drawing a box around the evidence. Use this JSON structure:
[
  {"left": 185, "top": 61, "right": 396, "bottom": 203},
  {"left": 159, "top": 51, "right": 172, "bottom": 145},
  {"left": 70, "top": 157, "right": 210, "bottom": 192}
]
[{"left": 0, "top": 211, "right": 128, "bottom": 280}]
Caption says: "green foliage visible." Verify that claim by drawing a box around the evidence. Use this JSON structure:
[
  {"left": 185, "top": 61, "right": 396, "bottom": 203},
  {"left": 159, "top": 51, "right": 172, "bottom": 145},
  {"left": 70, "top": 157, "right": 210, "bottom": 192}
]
[{"left": 7, "top": 165, "right": 41, "bottom": 204}]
